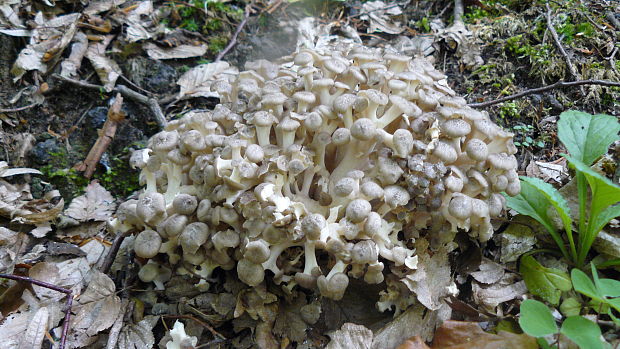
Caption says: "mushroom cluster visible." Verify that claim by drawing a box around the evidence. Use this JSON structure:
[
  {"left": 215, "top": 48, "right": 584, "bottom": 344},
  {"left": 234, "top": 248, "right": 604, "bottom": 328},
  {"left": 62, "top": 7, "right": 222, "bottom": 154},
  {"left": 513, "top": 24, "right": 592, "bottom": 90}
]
[{"left": 109, "top": 44, "right": 519, "bottom": 308}]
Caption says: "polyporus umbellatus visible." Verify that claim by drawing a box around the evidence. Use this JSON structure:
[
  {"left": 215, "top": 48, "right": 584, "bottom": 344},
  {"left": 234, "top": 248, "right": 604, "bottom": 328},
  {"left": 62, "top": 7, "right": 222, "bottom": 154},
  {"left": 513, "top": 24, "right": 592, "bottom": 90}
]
[{"left": 110, "top": 44, "right": 519, "bottom": 312}]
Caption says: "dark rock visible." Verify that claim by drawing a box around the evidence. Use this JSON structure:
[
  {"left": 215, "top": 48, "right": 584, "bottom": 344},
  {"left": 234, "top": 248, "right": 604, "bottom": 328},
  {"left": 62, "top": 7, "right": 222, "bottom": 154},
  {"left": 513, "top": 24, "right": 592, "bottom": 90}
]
[
  {"left": 86, "top": 106, "right": 109, "bottom": 130},
  {"left": 30, "top": 138, "right": 62, "bottom": 165},
  {"left": 125, "top": 57, "right": 178, "bottom": 95}
]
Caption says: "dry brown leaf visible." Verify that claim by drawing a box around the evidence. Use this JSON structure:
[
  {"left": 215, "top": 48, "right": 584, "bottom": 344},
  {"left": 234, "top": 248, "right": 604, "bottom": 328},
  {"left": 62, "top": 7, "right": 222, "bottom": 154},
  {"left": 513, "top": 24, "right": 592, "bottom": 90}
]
[
  {"left": 86, "top": 35, "right": 121, "bottom": 91},
  {"left": 18, "top": 306, "right": 49, "bottom": 349},
  {"left": 176, "top": 61, "right": 238, "bottom": 99},
  {"left": 144, "top": 42, "right": 208, "bottom": 60},
  {"left": 470, "top": 258, "right": 505, "bottom": 284},
  {"left": 472, "top": 273, "right": 527, "bottom": 312},
  {"left": 72, "top": 270, "right": 121, "bottom": 336},
  {"left": 327, "top": 323, "right": 373, "bottom": 349},
  {"left": 11, "top": 12, "right": 80, "bottom": 80},
  {"left": 360, "top": 1, "right": 404, "bottom": 34},
  {"left": 397, "top": 336, "right": 431, "bottom": 349},
  {"left": 65, "top": 181, "right": 116, "bottom": 222},
  {"left": 0, "top": 309, "right": 31, "bottom": 348},
  {"left": 431, "top": 320, "right": 537, "bottom": 349},
  {"left": 402, "top": 239, "right": 451, "bottom": 310},
  {"left": 28, "top": 262, "right": 65, "bottom": 301}
]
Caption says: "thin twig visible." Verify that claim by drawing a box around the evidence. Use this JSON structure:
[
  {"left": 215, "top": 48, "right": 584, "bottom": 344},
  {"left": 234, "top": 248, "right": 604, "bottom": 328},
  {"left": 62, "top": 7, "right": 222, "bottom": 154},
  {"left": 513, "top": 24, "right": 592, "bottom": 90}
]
[
  {"left": 100, "top": 230, "right": 132, "bottom": 274},
  {"left": 0, "top": 103, "right": 38, "bottom": 113},
  {"left": 75, "top": 93, "right": 125, "bottom": 178},
  {"left": 214, "top": 5, "right": 251, "bottom": 63},
  {"left": 52, "top": 74, "right": 167, "bottom": 128},
  {"left": 0, "top": 274, "right": 73, "bottom": 349},
  {"left": 545, "top": 3, "right": 584, "bottom": 95},
  {"left": 468, "top": 79, "right": 620, "bottom": 108}
]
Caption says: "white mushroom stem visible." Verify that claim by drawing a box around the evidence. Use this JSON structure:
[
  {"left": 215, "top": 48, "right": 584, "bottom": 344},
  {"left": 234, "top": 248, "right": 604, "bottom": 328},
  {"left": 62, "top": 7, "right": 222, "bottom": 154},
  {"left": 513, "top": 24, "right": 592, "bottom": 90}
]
[
  {"left": 326, "top": 259, "right": 348, "bottom": 279},
  {"left": 163, "top": 163, "right": 182, "bottom": 204},
  {"left": 255, "top": 124, "right": 272, "bottom": 147},
  {"left": 262, "top": 241, "right": 295, "bottom": 278},
  {"left": 376, "top": 104, "right": 405, "bottom": 129},
  {"left": 302, "top": 241, "right": 320, "bottom": 275}
]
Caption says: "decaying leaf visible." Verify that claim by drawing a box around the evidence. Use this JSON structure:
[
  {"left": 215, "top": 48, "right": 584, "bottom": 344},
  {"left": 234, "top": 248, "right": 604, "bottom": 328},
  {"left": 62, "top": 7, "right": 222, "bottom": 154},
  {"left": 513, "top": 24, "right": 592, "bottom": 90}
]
[
  {"left": 11, "top": 12, "right": 80, "bottom": 80},
  {"left": 86, "top": 35, "right": 122, "bottom": 91},
  {"left": 360, "top": 1, "right": 404, "bottom": 34},
  {"left": 272, "top": 296, "right": 309, "bottom": 343},
  {"left": 499, "top": 217, "right": 538, "bottom": 263},
  {"left": 0, "top": 227, "right": 20, "bottom": 273},
  {"left": 115, "top": 317, "right": 157, "bottom": 349},
  {"left": 396, "top": 336, "right": 431, "bottom": 349},
  {"left": 0, "top": 309, "right": 32, "bottom": 348},
  {"left": 28, "top": 262, "right": 64, "bottom": 301},
  {"left": 65, "top": 181, "right": 116, "bottom": 222},
  {"left": 123, "top": 1, "right": 157, "bottom": 42},
  {"left": 327, "top": 323, "right": 373, "bottom": 349},
  {"left": 18, "top": 306, "right": 49, "bottom": 349},
  {"left": 372, "top": 303, "right": 449, "bottom": 348},
  {"left": 430, "top": 320, "right": 537, "bottom": 349},
  {"left": 470, "top": 258, "right": 505, "bottom": 284},
  {"left": 60, "top": 31, "right": 89, "bottom": 78},
  {"left": 72, "top": 270, "right": 121, "bottom": 336},
  {"left": 176, "top": 61, "right": 238, "bottom": 99},
  {"left": 402, "top": 239, "right": 451, "bottom": 310},
  {"left": 472, "top": 273, "right": 527, "bottom": 312},
  {"left": 143, "top": 42, "right": 208, "bottom": 60},
  {"left": 0, "top": 161, "right": 41, "bottom": 177}
]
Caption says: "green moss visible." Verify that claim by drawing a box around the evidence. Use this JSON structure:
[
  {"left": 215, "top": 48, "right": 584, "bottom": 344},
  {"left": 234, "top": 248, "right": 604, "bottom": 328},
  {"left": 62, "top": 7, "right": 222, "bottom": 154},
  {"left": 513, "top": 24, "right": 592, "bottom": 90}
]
[{"left": 208, "top": 35, "right": 229, "bottom": 55}]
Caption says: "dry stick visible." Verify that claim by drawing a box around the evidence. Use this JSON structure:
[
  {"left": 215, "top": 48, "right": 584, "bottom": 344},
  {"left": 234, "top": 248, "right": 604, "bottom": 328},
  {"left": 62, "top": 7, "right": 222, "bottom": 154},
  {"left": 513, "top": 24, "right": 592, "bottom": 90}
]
[
  {"left": 52, "top": 74, "right": 167, "bottom": 128},
  {"left": 75, "top": 93, "right": 125, "bottom": 178},
  {"left": 0, "top": 103, "right": 38, "bottom": 113},
  {"left": 214, "top": 5, "right": 251, "bottom": 63},
  {"left": 468, "top": 79, "right": 620, "bottom": 108},
  {"left": 0, "top": 274, "right": 73, "bottom": 349},
  {"left": 545, "top": 3, "right": 585, "bottom": 95},
  {"left": 99, "top": 230, "right": 132, "bottom": 274}
]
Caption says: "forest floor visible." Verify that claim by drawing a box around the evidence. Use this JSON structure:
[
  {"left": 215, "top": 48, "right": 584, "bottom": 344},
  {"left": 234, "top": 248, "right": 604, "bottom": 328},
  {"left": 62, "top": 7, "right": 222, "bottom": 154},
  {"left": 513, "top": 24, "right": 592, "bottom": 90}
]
[{"left": 0, "top": 0, "right": 619, "bottom": 348}]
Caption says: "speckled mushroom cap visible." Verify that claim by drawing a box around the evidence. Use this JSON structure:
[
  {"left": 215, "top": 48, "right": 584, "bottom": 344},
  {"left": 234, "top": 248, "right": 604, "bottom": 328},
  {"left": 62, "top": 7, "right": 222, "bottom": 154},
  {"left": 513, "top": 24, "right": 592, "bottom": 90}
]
[{"left": 110, "top": 44, "right": 519, "bottom": 312}]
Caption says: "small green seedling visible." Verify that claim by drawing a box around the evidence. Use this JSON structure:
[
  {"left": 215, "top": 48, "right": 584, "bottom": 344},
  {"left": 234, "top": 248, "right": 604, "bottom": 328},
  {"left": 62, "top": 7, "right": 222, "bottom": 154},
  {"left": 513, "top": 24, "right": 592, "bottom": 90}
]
[{"left": 505, "top": 110, "right": 620, "bottom": 267}]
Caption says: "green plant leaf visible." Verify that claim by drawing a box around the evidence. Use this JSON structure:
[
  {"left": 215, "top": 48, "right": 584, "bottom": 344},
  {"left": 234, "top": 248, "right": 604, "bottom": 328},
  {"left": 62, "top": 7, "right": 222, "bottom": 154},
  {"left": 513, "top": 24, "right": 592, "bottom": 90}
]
[
  {"left": 598, "top": 279, "right": 620, "bottom": 298},
  {"left": 519, "top": 299, "right": 558, "bottom": 337},
  {"left": 560, "top": 316, "right": 604, "bottom": 349},
  {"left": 560, "top": 297, "right": 581, "bottom": 317},
  {"left": 505, "top": 180, "right": 569, "bottom": 259},
  {"left": 571, "top": 269, "right": 604, "bottom": 302},
  {"left": 606, "top": 297, "right": 620, "bottom": 313},
  {"left": 589, "top": 204, "right": 620, "bottom": 243},
  {"left": 557, "top": 110, "right": 620, "bottom": 166},
  {"left": 564, "top": 156, "right": 620, "bottom": 219},
  {"left": 520, "top": 255, "right": 571, "bottom": 305}
]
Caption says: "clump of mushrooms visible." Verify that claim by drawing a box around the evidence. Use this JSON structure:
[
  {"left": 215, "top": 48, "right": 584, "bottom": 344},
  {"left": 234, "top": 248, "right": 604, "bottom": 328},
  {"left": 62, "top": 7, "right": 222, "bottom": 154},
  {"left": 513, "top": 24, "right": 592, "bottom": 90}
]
[{"left": 110, "top": 44, "right": 519, "bottom": 313}]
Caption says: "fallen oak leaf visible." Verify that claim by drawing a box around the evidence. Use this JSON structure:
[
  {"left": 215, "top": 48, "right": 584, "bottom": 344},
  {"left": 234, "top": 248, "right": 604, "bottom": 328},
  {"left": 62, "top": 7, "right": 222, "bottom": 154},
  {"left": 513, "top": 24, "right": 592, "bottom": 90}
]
[
  {"left": 65, "top": 181, "right": 116, "bottom": 222},
  {"left": 71, "top": 270, "right": 121, "bottom": 336},
  {"left": 430, "top": 320, "right": 537, "bottom": 349}
]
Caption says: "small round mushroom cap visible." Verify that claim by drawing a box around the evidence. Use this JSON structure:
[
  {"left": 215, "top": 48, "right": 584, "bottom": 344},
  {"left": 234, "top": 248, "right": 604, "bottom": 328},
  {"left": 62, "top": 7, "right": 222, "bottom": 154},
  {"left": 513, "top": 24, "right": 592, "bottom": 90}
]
[
  {"left": 432, "top": 141, "right": 458, "bottom": 164},
  {"left": 441, "top": 119, "right": 471, "bottom": 138},
  {"left": 278, "top": 117, "right": 300, "bottom": 132},
  {"left": 237, "top": 259, "right": 265, "bottom": 287},
  {"left": 389, "top": 95, "right": 422, "bottom": 117},
  {"left": 163, "top": 214, "right": 189, "bottom": 237},
  {"left": 134, "top": 229, "right": 162, "bottom": 258},
  {"left": 488, "top": 153, "right": 517, "bottom": 171},
  {"left": 180, "top": 130, "right": 207, "bottom": 152},
  {"left": 138, "top": 263, "right": 159, "bottom": 283},
  {"left": 334, "top": 177, "right": 356, "bottom": 197},
  {"left": 448, "top": 195, "right": 473, "bottom": 220},
  {"left": 301, "top": 213, "right": 326, "bottom": 240},
  {"left": 167, "top": 149, "right": 191, "bottom": 166},
  {"left": 303, "top": 112, "right": 323, "bottom": 131},
  {"left": 183, "top": 248, "right": 206, "bottom": 265},
  {"left": 136, "top": 192, "right": 166, "bottom": 225},
  {"left": 253, "top": 111, "right": 277, "bottom": 127},
  {"left": 179, "top": 222, "right": 210, "bottom": 255},
  {"left": 350, "top": 118, "right": 376, "bottom": 141},
  {"left": 172, "top": 194, "right": 198, "bottom": 215},
  {"left": 196, "top": 199, "right": 211, "bottom": 222},
  {"left": 293, "top": 91, "right": 316, "bottom": 105},
  {"left": 444, "top": 176, "right": 464, "bottom": 193},
  {"left": 244, "top": 240, "right": 271, "bottom": 264},
  {"left": 383, "top": 185, "right": 410, "bottom": 208},
  {"left": 294, "top": 51, "right": 314, "bottom": 66},
  {"left": 295, "top": 270, "right": 320, "bottom": 289},
  {"left": 332, "top": 128, "right": 351, "bottom": 146},
  {"left": 212, "top": 230, "right": 240, "bottom": 251},
  {"left": 505, "top": 179, "right": 521, "bottom": 197},
  {"left": 317, "top": 273, "right": 349, "bottom": 300},
  {"left": 492, "top": 175, "right": 508, "bottom": 191},
  {"left": 346, "top": 199, "right": 372, "bottom": 223},
  {"left": 487, "top": 193, "right": 505, "bottom": 217},
  {"left": 360, "top": 181, "right": 384, "bottom": 200},
  {"left": 324, "top": 59, "right": 347, "bottom": 75},
  {"left": 334, "top": 94, "right": 357, "bottom": 113},
  {"left": 129, "top": 149, "right": 150, "bottom": 169},
  {"left": 393, "top": 129, "right": 414, "bottom": 157},
  {"left": 363, "top": 211, "right": 382, "bottom": 236},
  {"left": 245, "top": 144, "right": 264, "bottom": 163},
  {"left": 351, "top": 240, "right": 378, "bottom": 264},
  {"left": 465, "top": 139, "right": 489, "bottom": 161},
  {"left": 151, "top": 131, "right": 179, "bottom": 152}
]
